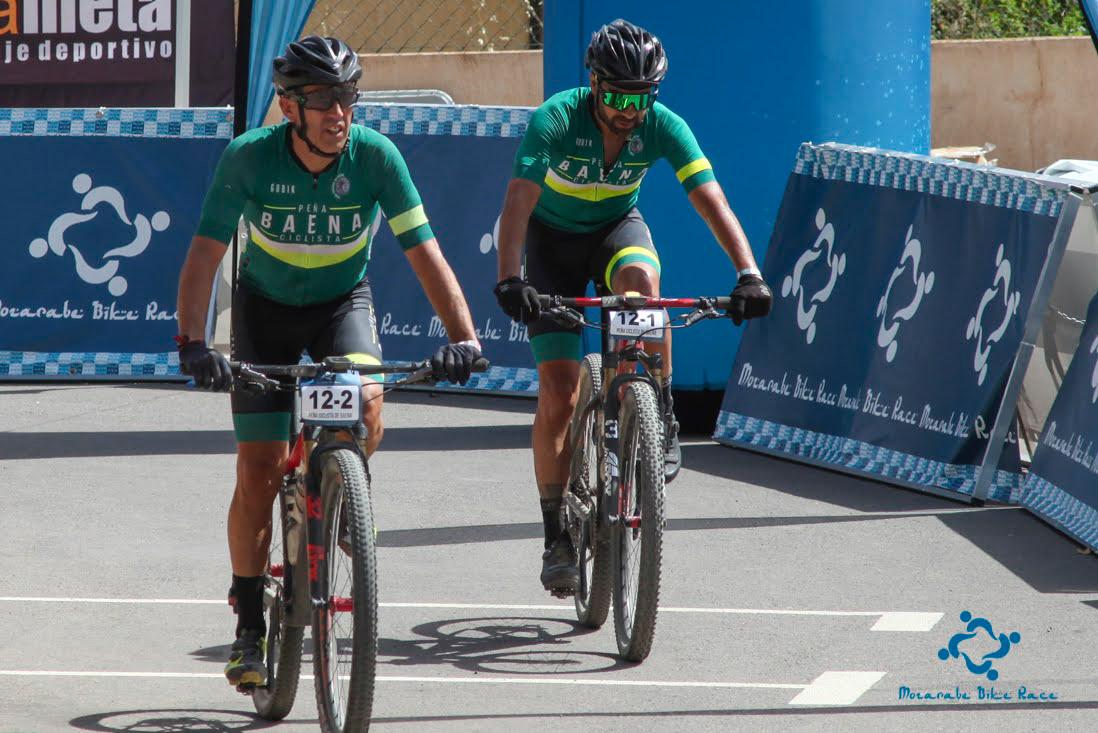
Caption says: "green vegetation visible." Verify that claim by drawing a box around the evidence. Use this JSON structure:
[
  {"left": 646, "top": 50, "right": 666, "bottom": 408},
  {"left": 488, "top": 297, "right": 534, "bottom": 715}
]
[{"left": 932, "top": 0, "right": 1089, "bottom": 39}]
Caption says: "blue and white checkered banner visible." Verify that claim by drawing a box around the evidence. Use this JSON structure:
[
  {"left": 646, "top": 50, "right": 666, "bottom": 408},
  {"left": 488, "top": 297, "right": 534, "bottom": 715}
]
[
  {"left": 714, "top": 143, "right": 1074, "bottom": 503},
  {"left": 354, "top": 103, "right": 538, "bottom": 394},
  {"left": 0, "top": 108, "right": 231, "bottom": 379},
  {"left": 1020, "top": 277, "right": 1098, "bottom": 551}
]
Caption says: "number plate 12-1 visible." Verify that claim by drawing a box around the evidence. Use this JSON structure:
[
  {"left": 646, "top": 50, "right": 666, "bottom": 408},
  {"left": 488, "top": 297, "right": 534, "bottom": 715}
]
[{"left": 608, "top": 308, "right": 667, "bottom": 340}]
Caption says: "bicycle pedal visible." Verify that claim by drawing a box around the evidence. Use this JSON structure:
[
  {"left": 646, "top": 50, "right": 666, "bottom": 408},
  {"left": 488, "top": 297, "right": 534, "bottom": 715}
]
[
  {"left": 549, "top": 586, "right": 576, "bottom": 599},
  {"left": 235, "top": 683, "right": 258, "bottom": 695}
]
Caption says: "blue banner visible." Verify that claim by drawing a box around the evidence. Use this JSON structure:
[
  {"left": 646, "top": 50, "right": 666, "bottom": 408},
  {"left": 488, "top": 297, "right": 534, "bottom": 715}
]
[
  {"left": 0, "top": 108, "right": 231, "bottom": 378},
  {"left": 354, "top": 104, "right": 537, "bottom": 393},
  {"left": 714, "top": 144, "right": 1069, "bottom": 502},
  {"left": 1021, "top": 284, "right": 1098, "bottom": 550}
]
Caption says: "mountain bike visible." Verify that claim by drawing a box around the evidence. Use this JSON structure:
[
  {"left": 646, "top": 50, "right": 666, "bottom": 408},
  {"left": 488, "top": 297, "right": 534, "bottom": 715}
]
[
  {"left": 229, "top": 354, "right": 487, "bottom": 731},
  {"left": 537, "top": 293, "right": 733, "bottom": 662}
]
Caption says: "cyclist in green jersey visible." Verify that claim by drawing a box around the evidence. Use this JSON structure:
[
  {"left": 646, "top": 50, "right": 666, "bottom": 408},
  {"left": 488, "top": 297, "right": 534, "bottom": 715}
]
[
  {"left": 493, "top": 19, "right": 773, "bottom": 596},
  {"left": 175, "top": 36, "right": 483, "bottom": 689}
]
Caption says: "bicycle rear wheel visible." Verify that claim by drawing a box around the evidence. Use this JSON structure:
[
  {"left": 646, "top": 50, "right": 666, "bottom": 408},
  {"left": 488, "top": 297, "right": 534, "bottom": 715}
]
[
  {"left": 313, "top": 448, "right": 378, "bottom": 733},
  {"left": 252, "top": 476, "right": 305, "bottom": 719},
  {"left": 570, "top": 353, "right": 612, "bottom": 628},
  {"left": 611, "top": 381, "right": 666, "bottom": 662}
]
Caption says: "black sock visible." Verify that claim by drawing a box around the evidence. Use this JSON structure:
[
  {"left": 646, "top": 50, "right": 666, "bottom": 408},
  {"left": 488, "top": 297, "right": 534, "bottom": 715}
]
[
  {"left": 662, "top": 377, "right": 675, "bottom": 420},
  {"left": 232, "top": 574, "right": 267, "bottom": 637},
  {"left": 540, "top": 496, "right": 563, "bottom": 549}
]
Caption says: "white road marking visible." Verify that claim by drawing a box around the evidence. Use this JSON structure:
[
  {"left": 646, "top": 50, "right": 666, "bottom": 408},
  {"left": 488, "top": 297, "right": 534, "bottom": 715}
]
[
  {"left": 0, "top": 669, "right": 888, "bottom": 704},
  {"left": 788, "top": 671, "right": 886, "bottom": 705},
  {"left": 871, "top": 612, "right": 943, "bottom": 632},
  {"left": 0, "top": 597, "right": 224, "bottom": 604},
  {"left": 0, "top": 597, "right": 941, "bottom": 630},
  {"left": 0, "top": 669, "right": 801, "bottom": 690}
]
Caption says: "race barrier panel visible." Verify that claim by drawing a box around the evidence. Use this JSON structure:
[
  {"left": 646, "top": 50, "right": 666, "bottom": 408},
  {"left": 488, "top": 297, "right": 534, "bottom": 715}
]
[
  {"left": 353, "top": 103, "right": 539, "bottom": 394},
  {"left": 713, "top": 143, "right": 1076, "bottom": 504},
  {"left": 0, "top": 107, "right": 232, "bottom": 379},
  {"left": 1019, "top": 194, "right": 1098, "bottom": 549}
]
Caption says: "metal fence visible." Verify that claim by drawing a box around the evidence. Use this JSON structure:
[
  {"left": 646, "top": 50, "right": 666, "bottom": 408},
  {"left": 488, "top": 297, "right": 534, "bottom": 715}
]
[{"left": 302, "top": 0, "right": 544, "bottom": 53}]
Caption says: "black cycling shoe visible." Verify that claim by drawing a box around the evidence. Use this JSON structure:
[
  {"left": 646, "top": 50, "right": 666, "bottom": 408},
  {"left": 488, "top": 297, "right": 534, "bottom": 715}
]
[
  {"left": 540, "top": 533, "right": 579, "bottom": 598},
  {"left": 224, "top": 628, "right": 267, "bottom": 691},
  {"left": 664, "top": 415, "right": 681, "bottom": 484}
]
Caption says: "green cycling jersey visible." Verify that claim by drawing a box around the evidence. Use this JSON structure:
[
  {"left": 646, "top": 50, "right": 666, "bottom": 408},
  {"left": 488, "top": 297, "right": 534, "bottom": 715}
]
[
  {"left": 513, "top": 86, "right": 716, "bottom": 233},
  {"left": 196, "top": 122, "right": 434, "bottom": 307}
]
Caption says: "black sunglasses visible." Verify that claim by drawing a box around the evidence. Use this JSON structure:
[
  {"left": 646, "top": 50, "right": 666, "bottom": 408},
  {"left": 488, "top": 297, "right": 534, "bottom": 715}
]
[{"left": 288, "top": 84, "right": 359, "bottom": 111}]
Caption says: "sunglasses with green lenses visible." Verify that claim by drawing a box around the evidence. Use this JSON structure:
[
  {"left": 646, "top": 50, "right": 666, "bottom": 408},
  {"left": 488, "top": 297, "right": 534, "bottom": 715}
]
[
  {"left": 290, "top": 84, "right": 359, "bottom": 111},
  {"left": 600, "top": 89, "right": 656, "bottom": 111}
]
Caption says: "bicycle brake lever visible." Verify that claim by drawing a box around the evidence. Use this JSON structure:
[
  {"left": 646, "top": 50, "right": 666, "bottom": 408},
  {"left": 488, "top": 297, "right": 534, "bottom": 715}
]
[
  {"left": 238, "top": 365, "right": 280, "bottom": 389},
  {"left": 549, "top": 307, "right": 584, "bottom": 328},
  {"left": 682, "top": 307, "right": 722, "bottom": 327},
  {"left": 681, "top": 310, "right": 706, "bottom": 327}
]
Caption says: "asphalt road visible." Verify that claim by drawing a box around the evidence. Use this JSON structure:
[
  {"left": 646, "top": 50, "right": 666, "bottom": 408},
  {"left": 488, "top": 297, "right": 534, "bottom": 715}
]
[{"left": 2, "top": 383, "right": 1097, "bottom": 732}]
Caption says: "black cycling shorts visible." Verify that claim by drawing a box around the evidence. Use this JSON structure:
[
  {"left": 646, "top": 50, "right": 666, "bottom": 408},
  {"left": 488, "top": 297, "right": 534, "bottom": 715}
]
[
  {"left": 523, "top": 207, "right": 660, "bottom": 363},
  {"left": 230, "top": 277, "right": 382, "bottom": 442}
]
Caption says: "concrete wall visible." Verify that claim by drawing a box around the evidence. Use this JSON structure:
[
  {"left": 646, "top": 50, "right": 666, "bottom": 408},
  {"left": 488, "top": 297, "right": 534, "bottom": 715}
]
[
  {"left": 334, "top": 39, "right": 1098, "bottom": 173},
  {"left": 360, "top": 51, "right": 543, "bottom": 106},
  {"left": 932, "top": 36, "right": 1098, "bottom": 171}
]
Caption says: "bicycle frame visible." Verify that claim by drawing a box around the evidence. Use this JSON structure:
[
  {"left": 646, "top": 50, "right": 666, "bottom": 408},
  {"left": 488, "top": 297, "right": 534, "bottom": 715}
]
[
  {"left": 278, "top": 422, "right": 369, "bottom": 626},
  {"left": 554, "top": 295, "right": 729, "bottom": 531},
  {"left": 235, "top": 357, "right": 436, "bottom": 627}
]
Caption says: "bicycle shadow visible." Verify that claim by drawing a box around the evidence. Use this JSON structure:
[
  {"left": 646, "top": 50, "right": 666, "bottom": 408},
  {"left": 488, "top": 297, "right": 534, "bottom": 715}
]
[
  {"left": 69, "top": 708, "right": 292, "bottom": 732},
  {"left": 379, "top": 615, "right": 629, "bottom": 675}
]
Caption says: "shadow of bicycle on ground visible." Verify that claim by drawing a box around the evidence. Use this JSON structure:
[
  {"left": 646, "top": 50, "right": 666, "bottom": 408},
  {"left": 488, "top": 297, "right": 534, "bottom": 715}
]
[
  {"left": 69, "top": 708, "right": 301, "bottom": 732},
  {"left": 379, "top": 615, "right": 629, "bottom": 675}
]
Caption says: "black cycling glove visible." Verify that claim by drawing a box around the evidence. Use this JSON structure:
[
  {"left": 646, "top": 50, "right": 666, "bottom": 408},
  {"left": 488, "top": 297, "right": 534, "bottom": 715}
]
[
  {"left": 178, "top": 338, "right": 233, "bottom": 391},
  {"left": 493, "top": 276, "right": 541, "bottom": 324},
  {"left": 727, "top": 274, "right": 773, "bottom": 326},
  {"left": 431, "top": 342, "right": 482, "bottom": 385}
]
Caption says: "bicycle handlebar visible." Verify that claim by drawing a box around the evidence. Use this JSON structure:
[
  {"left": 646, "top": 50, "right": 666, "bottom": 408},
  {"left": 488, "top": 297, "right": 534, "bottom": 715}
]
[
  {"left": 535, "top": 294, "right": 732, "bottom": 310},
  {"left": 228, "top": 355, "right": 490, "bottom": 392}
]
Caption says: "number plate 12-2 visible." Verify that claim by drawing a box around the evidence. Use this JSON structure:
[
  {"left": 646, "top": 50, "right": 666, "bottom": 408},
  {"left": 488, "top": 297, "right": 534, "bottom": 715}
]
[{"left": 300, "top": 384, "right": 361, "bottom": 424}]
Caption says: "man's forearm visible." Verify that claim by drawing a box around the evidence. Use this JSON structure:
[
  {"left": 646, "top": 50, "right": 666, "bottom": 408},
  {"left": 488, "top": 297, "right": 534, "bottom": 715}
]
[
  {"left": 497, "top": 215, "right": 527, "bottom": 280},
  {"left": 176, "top": 236, "right": 227, "bottom": 340},
  {"left": 407, "top": 241, "right": 479, "bottom": 343},
  {"left": 689, "top": 182, "right": 759, "bottom": 273},
  {"left": 496, "top": 178, "right": 541, "bottom": 280}
]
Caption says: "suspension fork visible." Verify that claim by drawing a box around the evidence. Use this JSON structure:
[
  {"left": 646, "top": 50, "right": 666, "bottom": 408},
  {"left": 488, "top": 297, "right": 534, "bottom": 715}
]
[
  {"left": 303, "top": 427, "right": 369, "bottom": 610},
  {"left": 603, "top": 337, "right": 663, "bottom": 531}
]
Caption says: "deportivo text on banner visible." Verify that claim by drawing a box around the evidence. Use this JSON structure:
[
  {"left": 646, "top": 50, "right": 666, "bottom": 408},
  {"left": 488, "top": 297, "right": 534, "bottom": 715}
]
[
  {"left": 0, "top": 0, "right": 234, "bottom": 107},
  {"left": 0, "top": 107, "right": 231, "bottom": 378},
  {"left": 714, "top": 143, "right": 1073, "bottom": 503}
]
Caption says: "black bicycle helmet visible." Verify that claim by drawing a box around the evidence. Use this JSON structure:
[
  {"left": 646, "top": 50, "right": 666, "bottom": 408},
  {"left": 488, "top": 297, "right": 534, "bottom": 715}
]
[
  {"left": 273, "top": 35, "right": 362, "bottom": 91},
  {"left": 585, "top": 19, "right": 667, "bottom": 85}
]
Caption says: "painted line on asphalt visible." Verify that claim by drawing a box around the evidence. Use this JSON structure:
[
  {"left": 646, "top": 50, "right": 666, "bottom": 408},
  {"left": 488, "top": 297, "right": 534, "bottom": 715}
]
[
  {"left": 789, "top": 671, "right": 887, "bottom": 706},
  {"left": 0, "top": 669, "right": 886, "bottom": 703},
  {"left": 0, "top": 598, "right": 942, "bottom": 631},
  {"left": 0, "top": 669, "right": 800, "bottom": 690}
]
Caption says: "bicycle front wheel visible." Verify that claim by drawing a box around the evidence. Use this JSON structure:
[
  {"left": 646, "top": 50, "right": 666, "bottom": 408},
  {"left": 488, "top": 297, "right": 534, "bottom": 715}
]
[
  {"left": 313, "top": 448, "right": 378, "bottom": 733},
  {"left": 252, "top": 476, "right": 305, "bottom": 720},
  {"left": 611, "top": 381, "right": 666, "bottom": 662},
  {"left": 570, "top": 353, "right": 612, "bottom": 628}
]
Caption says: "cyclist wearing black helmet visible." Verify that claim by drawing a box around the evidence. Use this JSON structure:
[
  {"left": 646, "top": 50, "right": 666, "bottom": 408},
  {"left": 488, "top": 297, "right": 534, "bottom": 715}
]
[
  {"left": 176, "top": 35, "right": 482, "bottom": 689},
  {"left": 493, "top": 19, "right": 772, "bottom": 596}
]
